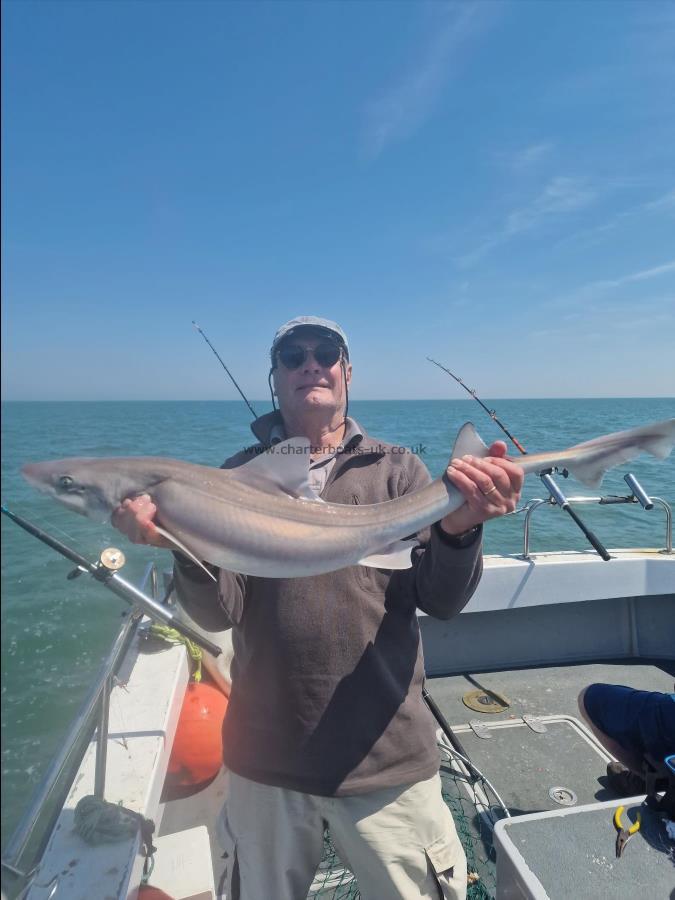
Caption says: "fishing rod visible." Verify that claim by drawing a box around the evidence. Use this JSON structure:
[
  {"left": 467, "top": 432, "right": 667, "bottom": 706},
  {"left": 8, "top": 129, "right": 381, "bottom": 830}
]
[
  {"left": 427, "top": 358, "right": 612, "bottom": 561},
  {"left": 192, "top": 320, "right": 258, "bottom": 419},
  {"left": 427, "top": 358, "right": 527, "bottom": 454},
  {"left": 1, "top": 505, "right": 223, "bottom": 656}
]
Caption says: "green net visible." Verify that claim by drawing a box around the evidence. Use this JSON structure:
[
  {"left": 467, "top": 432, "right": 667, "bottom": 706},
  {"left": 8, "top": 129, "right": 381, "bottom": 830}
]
[
  {"left": 439, "top": 760, "right": 500, "bottom": 900},
  {"left": 308, "top": 828, "right": 360, "bottom": 899},
  {"left": 307, "top": 743, "right": 502, "bottom": 899}
]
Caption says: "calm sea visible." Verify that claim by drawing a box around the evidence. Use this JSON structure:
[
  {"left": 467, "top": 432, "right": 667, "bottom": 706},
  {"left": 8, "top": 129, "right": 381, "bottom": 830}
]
[{"left": 1, "top": 398, "right": 674, "bottom": 842}]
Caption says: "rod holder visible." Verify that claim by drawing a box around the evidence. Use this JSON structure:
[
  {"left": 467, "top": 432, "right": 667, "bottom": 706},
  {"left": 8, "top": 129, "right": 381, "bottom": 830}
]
[
  {"left": 624, "top": 473, "right": 653, "bottom": 510},
  {"left": 540, "top": 473, "right": 568, "bottom": 508},
  {"left": 539, "top": 473, "right": 611, "bottom": 561}
]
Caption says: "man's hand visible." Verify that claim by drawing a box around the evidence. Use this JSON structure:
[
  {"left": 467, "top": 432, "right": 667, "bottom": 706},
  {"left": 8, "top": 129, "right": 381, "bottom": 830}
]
[
  {"left": 110, "top": 495, "right": 173, "bottom": 548},
  {"left": 440, "top": 440, "right": 524, "bottom": 536}
]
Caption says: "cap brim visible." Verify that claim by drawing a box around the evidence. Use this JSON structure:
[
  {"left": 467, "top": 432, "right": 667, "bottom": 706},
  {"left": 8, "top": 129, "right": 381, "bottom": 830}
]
[{"left": 273, "top": 325, "right": 348, "bottom": 356}]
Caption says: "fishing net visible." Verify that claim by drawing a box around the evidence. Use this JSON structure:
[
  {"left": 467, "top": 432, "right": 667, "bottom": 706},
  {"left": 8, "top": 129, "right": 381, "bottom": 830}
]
[
  {"left": 439, "top": 757, "right": 501, "bottom": 900},
  {"left": 307, "top": 739, "right": 502, "bottom": 900},
  {"left": 308, "top": 828, "right": 360, "bottom": 899}
]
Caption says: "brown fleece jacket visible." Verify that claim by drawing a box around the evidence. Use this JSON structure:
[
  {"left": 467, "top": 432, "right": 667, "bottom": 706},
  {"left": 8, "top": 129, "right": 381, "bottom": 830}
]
[{"left": 173, "top": 412, "right": 482, "bottom": 796}]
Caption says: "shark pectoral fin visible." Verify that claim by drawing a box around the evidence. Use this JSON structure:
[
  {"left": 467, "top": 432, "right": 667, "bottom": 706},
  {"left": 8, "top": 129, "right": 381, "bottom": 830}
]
[
  {"left": 359, "top": 539, "right": 418, "bottom": 570},
  {"left": 451, "top": 422, "right": 490, "bottom": 461},
  {"left": 229, "top": 437, "right": 321, "bottom": 501},
  {"left": 154, "top": 525, "right": 217, "bottom": 582}
]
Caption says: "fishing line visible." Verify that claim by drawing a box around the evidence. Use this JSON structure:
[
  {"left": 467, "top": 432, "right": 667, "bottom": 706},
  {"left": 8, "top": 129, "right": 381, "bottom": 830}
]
[
  {"left": 8, "top": 510, "right": 91, "bottom": 555},
  {"left": 1, "top": 506, "right": 224, "bottom": 655},
  {"left": 427, "top": 358, "right": 527, "bottom": 454},
  {"left": 436, "top": 734, "right": 511, "bottom": 821},
  {"left": 192, "top": 321, "right": 258, "bottom": 419},
  {"left": 197, "top": 320, "right": 350, "bottom": 430},
  {"left": 427, "top": 357, "right": 611, "bottom": 560}
]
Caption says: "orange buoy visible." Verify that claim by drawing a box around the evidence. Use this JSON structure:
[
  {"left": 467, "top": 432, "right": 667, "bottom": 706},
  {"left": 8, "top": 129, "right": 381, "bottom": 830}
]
[
  {"left": 138, "top": 887, "right": 175, "bottom": 900},
  {"left": 167, "top": 682, "right": 228, "bottom": 786}
]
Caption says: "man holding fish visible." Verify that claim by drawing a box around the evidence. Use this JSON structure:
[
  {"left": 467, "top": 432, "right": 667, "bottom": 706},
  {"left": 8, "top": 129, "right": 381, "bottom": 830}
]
[
  {"left": 20, "top": 319, "right": 675, "bottom": 897},
  {"left": 111, "top": 316, "right": 524, "bottom": 900}
]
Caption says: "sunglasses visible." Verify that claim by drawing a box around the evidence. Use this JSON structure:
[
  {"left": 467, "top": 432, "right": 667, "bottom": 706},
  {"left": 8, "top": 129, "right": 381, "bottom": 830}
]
[{"left": 277, "top": 342, "right": 343, "bottom": 370}]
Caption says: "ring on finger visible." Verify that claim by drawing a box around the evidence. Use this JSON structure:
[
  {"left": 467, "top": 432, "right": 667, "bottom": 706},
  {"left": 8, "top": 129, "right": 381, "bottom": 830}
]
[{"left": 482, "top": 484, "right": 498, "bottom": 496}]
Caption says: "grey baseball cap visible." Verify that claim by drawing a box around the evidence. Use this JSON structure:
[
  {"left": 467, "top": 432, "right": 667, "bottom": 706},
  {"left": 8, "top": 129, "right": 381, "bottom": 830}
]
[{"left": 270, "top": 316, "right": 350, "bottom": 360}]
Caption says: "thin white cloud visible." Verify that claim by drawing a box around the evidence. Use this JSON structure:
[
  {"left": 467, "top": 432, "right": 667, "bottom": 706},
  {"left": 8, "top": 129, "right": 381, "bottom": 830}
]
[
  {"left": 455, "top": 176, "right": 597, "bottom": 267},
  {"left": 528, "top": 296, "right": 675, "bottom": 341},
  {"left": 643, "top": 188, "right": 675, "bottom": 212},
  {"left": 592, "top": 260, "right": 675, "bottom": 291},
  {"left": 508, "top": 141, "right": 554, "bottom": 171},
  {"left": 556, "top": 187, "right": 675, "bottom": 250},
  {"left": 545, "top": 260, "right": 675, "bottom": 311},
  {"left": 454, "top": 235, "right": 502, "bottom": 268},
  {"left": 505, "top": 176, "right": 597, "bottom": 235},
  {"left": 610, "top": 309, "right": 675, "bottom": 330},
  {"left": 362, "top": 2, "right": 498, "bottom": 159}
]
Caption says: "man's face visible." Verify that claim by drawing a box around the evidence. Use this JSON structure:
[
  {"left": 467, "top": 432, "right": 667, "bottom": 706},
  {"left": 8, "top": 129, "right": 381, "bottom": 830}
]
[{"left": 273, "top": 332, "right": 351, "bottom": 420}]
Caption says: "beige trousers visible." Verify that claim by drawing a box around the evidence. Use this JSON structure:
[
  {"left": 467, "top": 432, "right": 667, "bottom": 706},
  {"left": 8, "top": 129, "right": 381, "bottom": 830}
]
[{"left": 220, "top": 771, "right": 467, "bottom": 900}]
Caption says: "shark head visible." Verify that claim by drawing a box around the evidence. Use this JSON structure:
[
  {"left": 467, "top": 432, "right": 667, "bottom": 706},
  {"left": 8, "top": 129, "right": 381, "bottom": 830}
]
[{"left": 21, "top": 458, "right": 157, "bottom": 522}]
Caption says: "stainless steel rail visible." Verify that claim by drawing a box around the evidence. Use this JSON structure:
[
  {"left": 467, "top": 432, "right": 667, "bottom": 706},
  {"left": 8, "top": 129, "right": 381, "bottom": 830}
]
[
  {"left": 0, "top": 562, "right": 160, "bottom": 886},
  {"left": 92, "top": 561, "right": 161, "bottom": 799},
  {"left": 519, "top": 494, "right": 672, "bottom": 559}
]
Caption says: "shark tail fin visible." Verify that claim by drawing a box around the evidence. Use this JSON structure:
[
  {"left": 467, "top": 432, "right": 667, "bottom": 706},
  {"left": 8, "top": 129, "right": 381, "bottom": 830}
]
[
  {"left": 564, "top": 451, "right": 645, "bottom": 490},
  {"left": 526, "top": 418, "right": 675, "bottom": 489}
]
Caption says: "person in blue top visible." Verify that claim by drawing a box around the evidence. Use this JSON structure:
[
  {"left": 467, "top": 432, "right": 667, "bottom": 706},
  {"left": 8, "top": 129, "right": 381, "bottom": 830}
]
[{"left": 578, "top": 684, "right": 675, "bottom": 795}]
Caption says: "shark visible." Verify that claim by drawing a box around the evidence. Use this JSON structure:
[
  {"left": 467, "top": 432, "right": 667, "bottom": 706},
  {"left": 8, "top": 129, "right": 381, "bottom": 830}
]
[{"left": 21, "top": 418, "right": 675, "bottom": 579}]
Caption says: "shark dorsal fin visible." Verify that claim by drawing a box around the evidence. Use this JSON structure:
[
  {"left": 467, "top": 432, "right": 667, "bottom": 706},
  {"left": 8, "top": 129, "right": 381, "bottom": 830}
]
[
  {"left": 451, "top": 422, "right": 490, "bottom": 460},
  {"left": 229, "top": 438, "right": 321, "bottom": 501}
]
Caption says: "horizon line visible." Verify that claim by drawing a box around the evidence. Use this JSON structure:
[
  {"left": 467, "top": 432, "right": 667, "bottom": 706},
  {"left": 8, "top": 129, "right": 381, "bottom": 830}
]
[{"left": 2, "top": 396, "right": 674, "bottom": 403}]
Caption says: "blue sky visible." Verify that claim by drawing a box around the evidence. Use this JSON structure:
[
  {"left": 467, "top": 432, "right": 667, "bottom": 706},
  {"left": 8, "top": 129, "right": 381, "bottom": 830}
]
[{"left": 2, "top": 0, "right": 674, "bottom": 400}]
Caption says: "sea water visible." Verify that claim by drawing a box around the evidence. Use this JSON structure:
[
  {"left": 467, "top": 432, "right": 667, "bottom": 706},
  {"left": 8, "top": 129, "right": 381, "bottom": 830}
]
[{"left": 1, "top": 398, "right": 674, "bottom": 843}]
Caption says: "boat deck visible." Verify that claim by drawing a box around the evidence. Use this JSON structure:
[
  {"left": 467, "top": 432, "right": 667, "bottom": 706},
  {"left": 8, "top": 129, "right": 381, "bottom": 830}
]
[
  {"left": 10, "top": 550, "right": 672, "bottom": 900},
  {"left": 428, "top": 659, "right": 674, "bottom": 899},
  {"left": 157, "top": 658, "right": 675, "bottom": 899}
]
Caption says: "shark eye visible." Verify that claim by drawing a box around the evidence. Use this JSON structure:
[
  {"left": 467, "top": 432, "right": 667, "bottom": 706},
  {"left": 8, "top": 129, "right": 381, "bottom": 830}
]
[{"left": 59, "top": 475, "right": 74, "bottom": 488}]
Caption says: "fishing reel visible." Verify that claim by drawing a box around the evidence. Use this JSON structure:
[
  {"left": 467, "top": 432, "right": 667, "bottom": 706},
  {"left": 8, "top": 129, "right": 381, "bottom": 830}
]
[{"left": 67, "top": 547, "right": 126, "bottom": 580}]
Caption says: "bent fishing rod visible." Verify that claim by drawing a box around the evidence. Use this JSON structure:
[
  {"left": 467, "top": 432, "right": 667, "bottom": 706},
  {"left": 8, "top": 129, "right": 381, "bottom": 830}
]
[
  {"left": 427, "top": 358, "right": 612, "bottom": 561},
  {"left": 192, "top": 320, "right": 351, "bottom": 423},
  {"left": 192, "top": 320, "right": 258, "bottom": 419},
  {"left": 1, "top": 505, "right": 222, "bottom": 656}
]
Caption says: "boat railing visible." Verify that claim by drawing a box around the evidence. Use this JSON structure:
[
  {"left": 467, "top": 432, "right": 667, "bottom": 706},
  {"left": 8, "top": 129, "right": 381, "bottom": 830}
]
[
  {"left": 515, "top": 472, "right": 672, "bottom": 560},
  {"left": 0, "top": 562, "right": 160, "bottom": 893}
]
